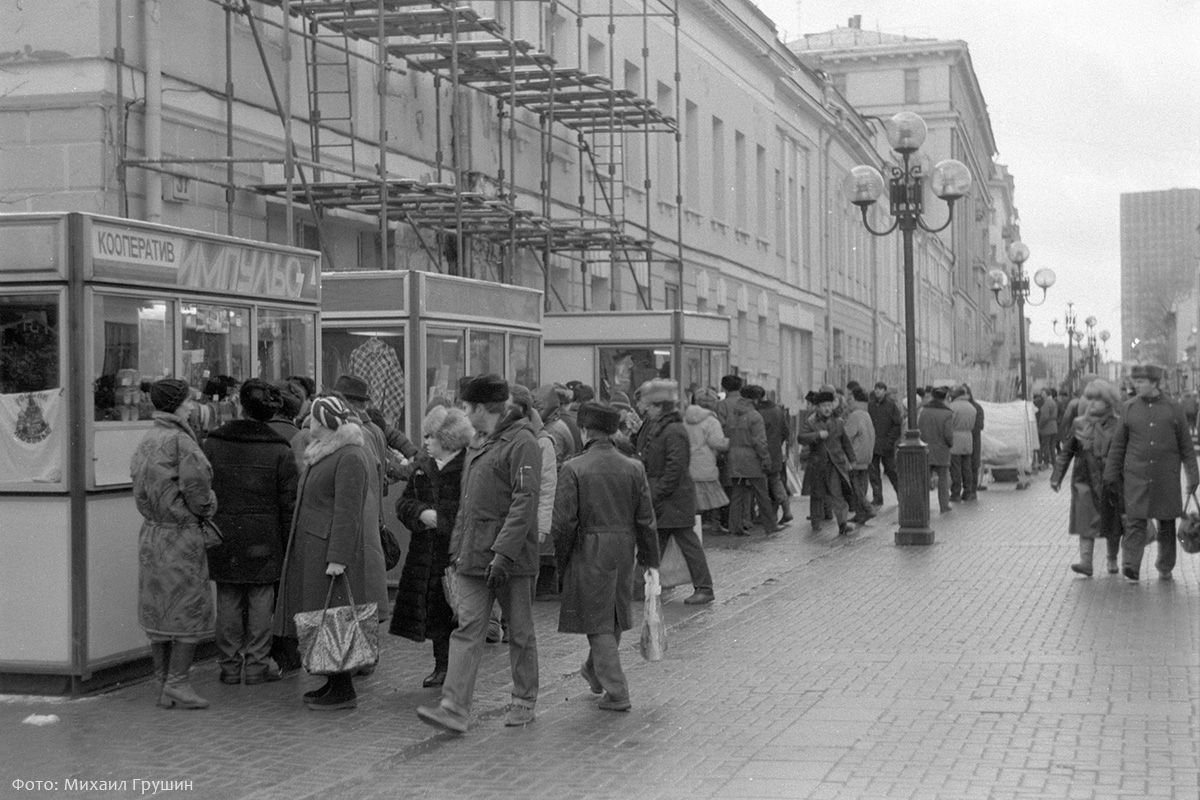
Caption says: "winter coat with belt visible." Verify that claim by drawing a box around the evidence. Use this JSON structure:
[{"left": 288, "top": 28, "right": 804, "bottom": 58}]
[
  {"left": 274, "top": 422, "right": 375, "bottom": 639},
  {"left": 131, "top": 410, "right": 218, "bottom": 639},
  {"left": 949, "top": 398, "right": 977, "bottom": 456},
  {"left": 451, "top": 409, "right": 542, "bottom": 577},
  {"left": 1103, "top": 393, "right": 1199, "bottom": 519},
  {"left": 1052, "top": 413, "right": 1123, "bottom": 539},
  {"left": 724, "top": 397, "right": 771, "bottom": 479},
  {"left": 390, "top": 449, "right": 464, "bottom": 642},
  {"left": 683, "top": 403, "right": 728, "bottom": 483},
  {"left": 916, "top": 400, "right": 954, "bottom": 467},
  {"left": 553, "top": 439, "right": 660, "bottom": 634},
  {"left": 202, "top": 419, "right": 298, "bottom": 584},
  {"left": 635, "top": 409, "right": 696, "bottom": 527}
]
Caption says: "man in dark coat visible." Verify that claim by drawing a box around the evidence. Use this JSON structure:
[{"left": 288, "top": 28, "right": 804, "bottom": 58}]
[
  {"left": 554, "top": 402, "right": 660, "bottom": 712},
  {"left": 867, "top": 381, "right": 903, "bottom": 506},
  {"left": 202, "top": 379, "right": 298, "bottom": 686},
  {"left": 726, "top": 384, "right": 775, "bottom": 535},
  {"left": 917, "top": 386, "right": 955, "bottom": 513},
  {"left": 637, "top": 378, "right": 714, "bottom": 605},
  {"left": 712, "top": 374, "right": 743, "bottom": 530},
  {"left": 756, "top": 389, "right": 792, "bottom": 524},
  {"left": 796, "top": 391, "right": 857, "bottom": 535},
  {"left": 1103, "top": 364, "right": 1199, "bottom": 580},
  {"left": 418, "top": 374, "right": 542, "bottom": 734}
]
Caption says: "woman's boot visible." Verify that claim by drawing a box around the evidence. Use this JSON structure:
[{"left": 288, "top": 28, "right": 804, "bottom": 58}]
[
  {"left": 1105, "top": 535, "right": 1120, "bottom": 574},
  {"left": 161, "top": 642, "right": 209, "bottom": 710},
  {"left": 1071, "top": 537, "right": 1094, "bottom": 577},
  {"left": 150, "top": 641, "right": 171, "bottom": 707},
  {"left": 307, "top": 671, "right": 356, "bottom": 710}
]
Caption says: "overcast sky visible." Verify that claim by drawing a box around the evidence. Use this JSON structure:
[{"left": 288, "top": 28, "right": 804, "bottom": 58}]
[{"left": 753, "top": 0, "right": 1200, "bottom": 356}]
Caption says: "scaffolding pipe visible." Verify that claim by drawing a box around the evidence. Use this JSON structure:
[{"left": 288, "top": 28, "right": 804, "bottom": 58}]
[
  {"left": 672, "top": 0, "right": 683, "bottom": 309},
  {"left": 641, "top": 0, "right": 652, "bottom": 308},
  {"left": 144, "top": 0, "right": 163, "bottom": 222},
  {"left": 115, "top": 0, "right": 127, "bottom": 218},
  {"left": 226, "top": 3, "right": 236, "bottom": 234}
]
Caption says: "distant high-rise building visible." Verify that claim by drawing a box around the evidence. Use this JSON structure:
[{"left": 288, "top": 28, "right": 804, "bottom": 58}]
[{"left": 1120, "top": 188, "right": 1200, "bottom": 364}]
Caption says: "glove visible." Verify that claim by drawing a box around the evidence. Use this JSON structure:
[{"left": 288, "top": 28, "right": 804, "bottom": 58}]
[{"left": 485, "top": 553, "right": 514, "bottom": 590}]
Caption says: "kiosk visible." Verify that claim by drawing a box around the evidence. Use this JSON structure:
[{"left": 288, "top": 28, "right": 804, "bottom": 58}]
[
  {"left": 542, "top": 311, "right": 730, "bottom": 400},
  {"left": 321, "top": 270, "right": 543, "bottom": 441},
  {"left": 0, "top": 213, "right": 321, "bottom": 693}
]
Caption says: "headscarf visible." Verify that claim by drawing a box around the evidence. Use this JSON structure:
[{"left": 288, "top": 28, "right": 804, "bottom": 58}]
[{"left": 150, "top": 378, "right": 190, "bottom": 413}]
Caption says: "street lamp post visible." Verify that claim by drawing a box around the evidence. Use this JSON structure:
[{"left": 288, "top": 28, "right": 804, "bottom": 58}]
[
  {"left": 843, "top": 111, "right": 972, "bottom": 546},
  {"left": 987, "top": 243, "right": 1056, "bottom": 400},
  {"left": 1084, "top": 316, "right": 1098, "bottom": 373},
  {"left": 1054, "top": 303, "right": 1078, "bottom": 396},
  {"left": 1099, "top": 329, "right": 1111, "bottom": 374}
]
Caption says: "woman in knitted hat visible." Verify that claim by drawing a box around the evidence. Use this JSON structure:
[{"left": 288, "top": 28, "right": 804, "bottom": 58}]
[
  {"left": 275, "top": 394, "right": 377, "bottom": 710},
  {"left": 130, "top": 378, "right": 218, "bottom": 709}
]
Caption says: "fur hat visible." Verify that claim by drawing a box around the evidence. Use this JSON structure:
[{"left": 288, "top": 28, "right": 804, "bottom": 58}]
[
  {"left": 573, "top": 383, "right": 596, "bottom": 403},
  {"left": 720, "top": 374, "right": 744, "bottom": 393},
  {"left": 640, "top": 378, "right": 679, "bottom": 405},
  {"left": 1130, "top": 364, "right": 1163, "bottom": 382},
  {"left": 609, "top": 389, "right": 632, "bottom": 408},
  {"left": 332, "top": 374, "right": 371, "bottom": 402},
  {"left": 931, "top": 386, "right": 949, "bottom": 400},
  {"left": 461, "top": 374, "right": 510, "bottom": 404},
  {"left": 577, "top": 401, "right": 621, "bottom": 434},
  {"left": 150, "top": 378, "right": 191, "bottom": 413},
  {"left": 813, "top": 390, "right": 835, "bottom": 404},
  {"left": 311, "top": 395, "right": 351, "bottom": 430},
  {"left": 739, "top": 384, "right": 765, "bottom": 400}
]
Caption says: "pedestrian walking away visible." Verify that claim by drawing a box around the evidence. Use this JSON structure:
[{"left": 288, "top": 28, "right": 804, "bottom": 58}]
[
  {"left": 1103, "top": 364, "right": 1199, "bottom": 581},
  {"left": 553, "top": 401, "right": 661, "bottom": 712},
  {"left": 1050, "top": 379, "right": 1124, "bottom": 577},
  {"left": 947, "top": 386, "right": 977, "bottom": 502},
  {"left": 130, "top": 378, "right": 218, "bottom": 710},
  {"left": 843, "top": 387, "right": 876, "bottom": 524},
  {"left": 417, "top": 374, "right": 542, "bottom": 734},
  {"left": 917, "top": 386, "right": 954, "bottom": 514}
]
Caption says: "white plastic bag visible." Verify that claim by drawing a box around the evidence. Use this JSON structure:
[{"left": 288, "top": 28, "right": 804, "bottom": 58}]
[{"left": 638, "top": 568, "right": 667, "bottom": 662}]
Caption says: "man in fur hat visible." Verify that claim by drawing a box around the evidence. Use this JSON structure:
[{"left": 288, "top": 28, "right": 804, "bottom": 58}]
[
  {"left": 796, "top": 390, "right": 857, "bottom": 535},
  {"left": 418, "top": 374, "right": 542, "bottom": 733},
  {"left": 1104, "top": 364, "right": 1199, "bottom": 580},
  {"left": 554, "top": 402, "right": 660, "bottom": 712}
]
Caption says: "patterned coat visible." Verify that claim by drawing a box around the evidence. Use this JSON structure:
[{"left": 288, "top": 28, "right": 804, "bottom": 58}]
[
  {"left": 553, "top": 440, "right": 660, "bottom": 634},
  {"left": 1052, "top": 414, "right": 1123, "bottom": 539},
  {"left": 1104, "top": 394, "right": 1199, "bottom": 519},
  {"left": 390, "top": 450, "right": 464, "bottom": 642},
  {"left": 130, "top": 411, "right": 218, "bottom": 639}
]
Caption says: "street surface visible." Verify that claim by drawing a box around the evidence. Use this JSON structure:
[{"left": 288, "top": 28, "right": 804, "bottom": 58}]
[{"left": 2, "top": 477, "right": 1198, "bottom": 799}]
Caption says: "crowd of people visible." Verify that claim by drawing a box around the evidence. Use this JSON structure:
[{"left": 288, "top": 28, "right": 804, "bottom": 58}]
[{"left": 128, "top": 362, "right": 1198, "bottom": 726}]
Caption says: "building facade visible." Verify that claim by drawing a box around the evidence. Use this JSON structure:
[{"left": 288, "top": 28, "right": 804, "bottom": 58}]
[{"left": 1120, "top": 188, "right": 1200, "bottom": 365}]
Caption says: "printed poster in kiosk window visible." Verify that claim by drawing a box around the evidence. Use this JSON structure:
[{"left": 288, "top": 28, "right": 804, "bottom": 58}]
[
  {"left": 90, "top": 222, "right": 319, "bottom": 303},
  {"left": 0, "top": 388, "right": 64, "bottom": 484}
]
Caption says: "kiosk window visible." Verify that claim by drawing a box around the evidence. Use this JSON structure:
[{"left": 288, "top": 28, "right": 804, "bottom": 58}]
[
  {"left": 182, "top": 303, "right": 249, "bottom": 397},
  {"left": 322, "top": 328, "right": 406, "bottom": 430},
  {"left": 427, "top": 327, "right": 465, "bottom": 406},
  {"left": 598, "top": 347, "right": 670, "bottom": 402},
  {"left": 259, "top": 309, "right": 316, "bottom": 385},
  {"left": 93, "top": 295, "right": 173, "bottom": 422},
  {"left": 470, "top": 330, "right": 506, "bottom": 377},
  {"left": 0, "top": 294, "right": 59, "bottom": 394},
  {"left": 509, "top": 334, "right": 539, "bottom": 389}
]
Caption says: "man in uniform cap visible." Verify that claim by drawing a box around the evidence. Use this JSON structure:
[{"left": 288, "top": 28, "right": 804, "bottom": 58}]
[
  {"left": 553, "top": 402, "right": 660, "bottom": 712},
  {"left": 1104, "top": 364, "right": 1198, "bottom": 580},
  {"left": 418, "top": 374, "right": 543, "bottom": 733}
]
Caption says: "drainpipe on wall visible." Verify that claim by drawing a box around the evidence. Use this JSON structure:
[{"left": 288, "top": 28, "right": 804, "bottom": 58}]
[
  {"left": 143, "top": 0, "right": 162, "bottom": 222},
  {"left": 819, "top": 121, "right": 836, "bottom": 384}
]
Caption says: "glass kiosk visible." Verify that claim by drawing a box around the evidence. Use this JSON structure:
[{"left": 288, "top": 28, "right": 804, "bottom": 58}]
[
  {"left": 320, "top": 270, "right": 543, "bottom": 442},
  {"left": 0, "top": 213, "right": 321, "bottom": 693},
  {"left": 542, "top": 311, "right": 730, "bottom": 402}
]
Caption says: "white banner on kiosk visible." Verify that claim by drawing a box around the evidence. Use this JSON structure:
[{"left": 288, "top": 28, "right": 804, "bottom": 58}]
[{"left": 0, "top": 388, "right": 64, "bottom": 483}]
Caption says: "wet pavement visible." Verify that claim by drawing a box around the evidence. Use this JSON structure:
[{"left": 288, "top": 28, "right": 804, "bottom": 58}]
[{"left": 2, "top": 475, "right": 1198, "bottom": 799}]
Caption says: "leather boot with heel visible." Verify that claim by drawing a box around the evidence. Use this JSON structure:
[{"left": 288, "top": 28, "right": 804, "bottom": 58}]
[
  {"left": 1071, "top": 537, "right": 1094, "bottom": 577},
  {"left": 160, "top": 642, "right": 209, "bottom": 710}
]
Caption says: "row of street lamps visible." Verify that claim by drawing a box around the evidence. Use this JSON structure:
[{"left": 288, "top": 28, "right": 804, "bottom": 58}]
[{"left": 842, "top": 110, "right": 1107, "bottom": 546}]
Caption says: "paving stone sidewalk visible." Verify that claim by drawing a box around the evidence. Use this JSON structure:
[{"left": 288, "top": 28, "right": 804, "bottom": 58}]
[{"left": 2, "top": 478, "right": 1198, "bottom": 800}]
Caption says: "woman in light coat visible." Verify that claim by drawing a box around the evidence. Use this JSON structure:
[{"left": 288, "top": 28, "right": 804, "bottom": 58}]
[
  {"left": 684, "top": 388, "right": 729, "bottom": 532},
  {"left": 131, "top": 378, "right": 218, "bottom": 709},
  {"left": 276, "top": 395, "right": 376, "bottom": 710}
]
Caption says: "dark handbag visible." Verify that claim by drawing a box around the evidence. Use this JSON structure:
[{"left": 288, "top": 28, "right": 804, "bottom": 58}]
[
  {"left": 293, "top": 574, "right": 379, "bottom": 675},
  {"left": 1178, "top": 492, "right": 1200, "bottom": 555},
  {"left": 198, "top": 518, "right": 224, "bottom": 549},
  {"left": 380, "top": 524, "right": 402, "bottom": 571}
]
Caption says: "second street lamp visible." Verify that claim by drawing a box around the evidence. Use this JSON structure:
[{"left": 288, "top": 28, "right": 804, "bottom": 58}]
[
  {"left": 1053, "top": 303, "right": 1078, "bottom": 396},
  {"left": 844, "top": 111, "right": 972, "bottom": 546},
  {"left": 987, "top": 242, "right": 1055, "bottom": 401}
]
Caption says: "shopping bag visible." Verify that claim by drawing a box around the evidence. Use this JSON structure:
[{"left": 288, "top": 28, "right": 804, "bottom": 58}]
[
  {"left": 658, "top": 525, "right": 700, "bottom": 589},
  {"left": 1178, "top": 492, "right": 1200, "bottom": 555},
  {"left": 379, "top": 524, "right": 402, "bottom": 571},
  {"left": 441, "top": 566, "right": 460, "bottom": 621},
  {"left": 293, "top": 575, "right": 379, "bottom": 676},
  {"left": 638, "top": 569, "right": 667, "bottom": 662}
]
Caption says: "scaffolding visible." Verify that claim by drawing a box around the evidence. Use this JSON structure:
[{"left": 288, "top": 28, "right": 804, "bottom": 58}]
[{"left": 127, "top": 0, "right": 685, "bottom": 312}]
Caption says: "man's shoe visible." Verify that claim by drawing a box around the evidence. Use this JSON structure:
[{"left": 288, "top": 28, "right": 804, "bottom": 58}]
[
  {"left": 417, "top": 703, "right": 468, "bottom": 734},
  {"left": 597, "top": 693, "right": 631, "bottom": 712},
  {"left": 940, "top": 506, "right": 952, "bottom": 514},
  {"left": 838, "top": 522, "right": 853, "bottom": 536},
  {"left": 1123, "top": 567, "right": 1139, "bottom": 582},
  {"left": 683, "top": 590, "right": 714, "bottom": 605},
  {"left": 504, "top": 705, "right": 536, "bottom": 727},
  {"left": 1106, "top": 558, "right": 1119, "bottom": 575},
  {"left": 486, "top": 620, "right": 502, "bottom": 644},
  {"left": 778, "top": 513, "right": 794, "bottom": 523},
  {"left": 219, "top": 670, "right": 242, "bottom": 685},
  {"left": 871, "top": 498, "right": 884, "bottom": 507},
  {"left": 1158, "top": 569, "right": 1173, "bottom": 580},
  {"left": 422, "top": 669, "right": 447, "bottom": 688},
  {"left": 243, "top": 666, "right": 282, "bottom": 685},
  {"left": 580, "top": 662, "right": 603, "bottom": 694},
  {"left": 1070, "top": 562, "right": 1093, "bottom": 577}
]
